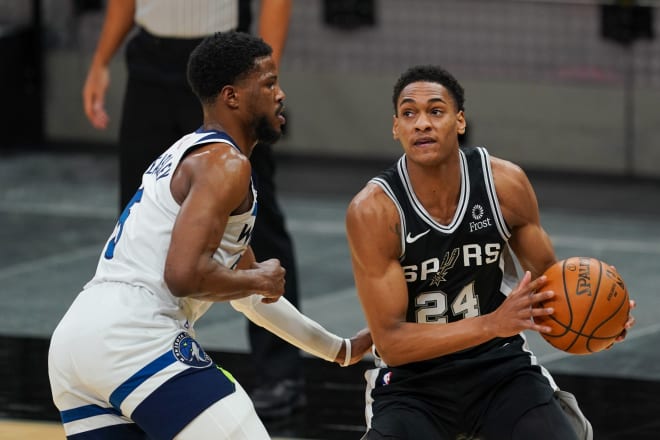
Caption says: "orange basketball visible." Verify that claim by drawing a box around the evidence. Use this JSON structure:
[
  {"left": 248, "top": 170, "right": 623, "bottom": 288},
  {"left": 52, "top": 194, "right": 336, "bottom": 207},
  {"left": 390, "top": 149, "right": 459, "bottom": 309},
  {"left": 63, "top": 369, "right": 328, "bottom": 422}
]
[{"left": 533, "top": 257, "right": 629, "bottom": 354}]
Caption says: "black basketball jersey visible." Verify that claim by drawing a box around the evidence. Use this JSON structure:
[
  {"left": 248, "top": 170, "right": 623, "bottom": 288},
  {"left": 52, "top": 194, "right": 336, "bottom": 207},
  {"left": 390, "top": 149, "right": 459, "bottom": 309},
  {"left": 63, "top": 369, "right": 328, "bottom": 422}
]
[{"left": 371, "top": 147, "right": 521, "bottom": 364}]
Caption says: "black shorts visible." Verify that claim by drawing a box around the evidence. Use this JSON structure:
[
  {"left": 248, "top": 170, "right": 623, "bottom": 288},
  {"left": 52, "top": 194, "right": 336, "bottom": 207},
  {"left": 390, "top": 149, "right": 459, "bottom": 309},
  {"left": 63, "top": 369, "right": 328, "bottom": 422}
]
[{"left": 364, "top": 338, "right": 579, "bottom": 439}]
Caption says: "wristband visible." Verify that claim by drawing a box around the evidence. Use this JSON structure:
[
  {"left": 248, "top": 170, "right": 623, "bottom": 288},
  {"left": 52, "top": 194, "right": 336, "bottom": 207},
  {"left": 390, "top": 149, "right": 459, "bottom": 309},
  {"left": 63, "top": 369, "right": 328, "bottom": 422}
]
[{"left": 342, "top": 338, "right": 351, "bottom": 367}]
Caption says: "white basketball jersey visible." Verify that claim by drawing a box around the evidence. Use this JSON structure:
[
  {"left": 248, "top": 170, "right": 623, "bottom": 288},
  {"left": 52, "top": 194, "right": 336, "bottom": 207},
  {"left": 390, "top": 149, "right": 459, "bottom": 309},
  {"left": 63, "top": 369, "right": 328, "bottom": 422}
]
[{"left": 86, "top": 129, "right": 257, "bottom": 324}]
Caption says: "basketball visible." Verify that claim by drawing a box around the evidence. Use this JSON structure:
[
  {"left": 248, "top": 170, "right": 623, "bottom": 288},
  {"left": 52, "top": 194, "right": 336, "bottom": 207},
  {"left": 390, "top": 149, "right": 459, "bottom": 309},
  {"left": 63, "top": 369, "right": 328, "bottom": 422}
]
[{"left": 534, "top": 257, "right": 630, "bottom": 354}]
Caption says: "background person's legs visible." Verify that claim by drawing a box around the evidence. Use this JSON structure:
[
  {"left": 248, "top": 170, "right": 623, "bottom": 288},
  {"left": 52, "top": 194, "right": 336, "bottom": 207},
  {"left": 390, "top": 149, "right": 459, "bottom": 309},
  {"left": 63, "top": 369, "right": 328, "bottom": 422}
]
[{"left": 248, "top": 144, "right": 305, "bottom": 418}]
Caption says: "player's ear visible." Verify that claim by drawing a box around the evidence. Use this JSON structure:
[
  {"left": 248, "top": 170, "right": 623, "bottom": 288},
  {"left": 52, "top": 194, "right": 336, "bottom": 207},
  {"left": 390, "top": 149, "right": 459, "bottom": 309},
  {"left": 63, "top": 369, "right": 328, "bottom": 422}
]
[
  {"left": 392, "top": 115, "right": 399, "bottom": 140},
  {"left": 456, "top": 110, "right": 466, "bottom": 135},
  {"left": 221, "top": 85, "right": 240, "bottom": 109}
]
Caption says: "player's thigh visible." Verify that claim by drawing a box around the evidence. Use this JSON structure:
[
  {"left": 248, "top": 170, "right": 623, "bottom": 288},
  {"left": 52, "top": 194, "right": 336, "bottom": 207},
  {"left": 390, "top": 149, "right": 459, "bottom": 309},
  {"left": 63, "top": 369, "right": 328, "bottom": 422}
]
[
  {"left": 478, "top": 371, "right": 556, "bottom": 439},
  {"left": 367, "top": 399, "right": 453, "bottom": 439},
  {"left": 175, "top": 381, "right": 269, "bottom": 440},
  {"left": 511, "top": 396, "right": 580, "bottom": 440}
]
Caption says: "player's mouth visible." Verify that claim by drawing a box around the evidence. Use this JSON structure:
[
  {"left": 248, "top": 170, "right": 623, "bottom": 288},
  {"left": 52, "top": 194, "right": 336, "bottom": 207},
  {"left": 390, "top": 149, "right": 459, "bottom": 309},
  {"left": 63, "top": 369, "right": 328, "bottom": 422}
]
[
  {"left": 413, "top": 136, "right": 436, "bottom": 147},
  {"left": 277, "top": 105, "right": 286, "bottom": 125}
]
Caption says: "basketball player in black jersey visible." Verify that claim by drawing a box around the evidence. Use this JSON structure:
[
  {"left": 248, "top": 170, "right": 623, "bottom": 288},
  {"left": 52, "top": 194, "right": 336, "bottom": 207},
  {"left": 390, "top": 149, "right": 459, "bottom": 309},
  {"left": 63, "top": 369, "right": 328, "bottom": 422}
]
[{"left": 346, "top": 65, "right": 635, "bottom": 440}]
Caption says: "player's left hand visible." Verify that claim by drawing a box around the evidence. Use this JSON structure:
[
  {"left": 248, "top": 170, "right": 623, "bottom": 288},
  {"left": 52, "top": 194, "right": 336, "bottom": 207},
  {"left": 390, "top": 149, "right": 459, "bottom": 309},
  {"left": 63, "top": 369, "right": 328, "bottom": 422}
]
[
  {"left": 604, "top": 299, "right": 636, "bottom": 350},
  {"left": 614, "top": 299, "right": 636, "bottom": 343},
  {"left": 337, "top": 327, "right": 372, "bottom": 366}
]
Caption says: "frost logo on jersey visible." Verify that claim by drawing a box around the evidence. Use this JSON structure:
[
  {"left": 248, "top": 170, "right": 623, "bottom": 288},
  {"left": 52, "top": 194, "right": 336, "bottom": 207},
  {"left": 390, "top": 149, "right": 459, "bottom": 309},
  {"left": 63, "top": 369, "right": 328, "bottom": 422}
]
[
  {"left": 471, "top": 204, "right": 484, "bottom": 220},
  {"left": 469, "top": 204, "right": 492, "bottom": 232},
  {"left": 382, "top": 371, "right": 392, "bottom": 385},
  {"left": 430, "top": 248, "right": 460, "bottom": 287},
  {"left": 172, "top": 332, "right": 213, "bottom": 368}
]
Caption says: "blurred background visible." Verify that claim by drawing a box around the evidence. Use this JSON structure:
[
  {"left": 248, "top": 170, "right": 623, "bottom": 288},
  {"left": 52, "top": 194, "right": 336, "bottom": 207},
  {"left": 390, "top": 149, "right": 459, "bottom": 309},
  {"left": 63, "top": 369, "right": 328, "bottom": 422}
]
[
  {"left": 1, "top": 1, "right": 659, "bottom": 439},
  {"left": 2, "top": 0, "right": 660, "bottom": 174}
]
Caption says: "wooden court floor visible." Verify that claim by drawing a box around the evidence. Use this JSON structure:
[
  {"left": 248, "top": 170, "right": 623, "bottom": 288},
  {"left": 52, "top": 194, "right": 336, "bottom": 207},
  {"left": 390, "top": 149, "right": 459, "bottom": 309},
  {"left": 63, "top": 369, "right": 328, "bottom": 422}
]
[
  {"left": 0, "top": 419, "right": 64, "bottom": 440},
  {"left": 0, "top": 419, "right": 310, "bottom": 440}
]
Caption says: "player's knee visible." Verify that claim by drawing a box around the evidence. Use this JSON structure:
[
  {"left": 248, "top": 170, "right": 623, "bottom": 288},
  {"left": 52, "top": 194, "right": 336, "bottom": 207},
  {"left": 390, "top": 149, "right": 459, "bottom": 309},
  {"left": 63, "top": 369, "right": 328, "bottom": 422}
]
[{"left": 512, "top": 399, "right": 580, "bottom": 440}]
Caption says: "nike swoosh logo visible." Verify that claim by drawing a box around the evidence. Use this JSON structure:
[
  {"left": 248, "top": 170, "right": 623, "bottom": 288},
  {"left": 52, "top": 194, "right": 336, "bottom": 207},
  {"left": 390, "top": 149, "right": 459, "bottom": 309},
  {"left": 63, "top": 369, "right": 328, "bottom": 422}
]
[{"left": 405, "top": 229, "right": 430, "bottom": 244}]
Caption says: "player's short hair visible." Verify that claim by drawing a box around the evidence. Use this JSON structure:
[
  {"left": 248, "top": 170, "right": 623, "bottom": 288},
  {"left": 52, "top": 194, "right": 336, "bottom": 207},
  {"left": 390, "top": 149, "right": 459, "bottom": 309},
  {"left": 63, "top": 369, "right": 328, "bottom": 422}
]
[
  {"left": 187, "top": 31, "right": 273, "bottom": 104},
  {"left": 392, "top": 65, "right": 465, "bottom": 114}
]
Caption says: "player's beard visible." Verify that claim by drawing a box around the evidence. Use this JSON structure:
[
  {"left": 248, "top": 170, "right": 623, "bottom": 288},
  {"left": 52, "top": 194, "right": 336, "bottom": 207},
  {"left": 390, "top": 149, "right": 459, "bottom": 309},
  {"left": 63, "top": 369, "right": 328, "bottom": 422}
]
[{"left": 255, "top": 114, "right": 282, "bottom": 145}]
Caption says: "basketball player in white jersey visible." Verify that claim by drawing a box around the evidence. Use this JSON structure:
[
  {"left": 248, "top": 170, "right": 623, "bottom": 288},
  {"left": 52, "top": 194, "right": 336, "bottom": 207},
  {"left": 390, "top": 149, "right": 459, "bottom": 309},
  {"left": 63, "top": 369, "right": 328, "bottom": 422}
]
[
  {"left": 49, "top": 31, "right": 372, "bottom": 440},
  {"left": 82, "top": 0, "right": 307, "bottom": 418},
  {"left": 346, "top": 65, "right": 635, "bottom": 439},
  {"left": 82, "top": 0, "right": 289, "bottom": 211}
]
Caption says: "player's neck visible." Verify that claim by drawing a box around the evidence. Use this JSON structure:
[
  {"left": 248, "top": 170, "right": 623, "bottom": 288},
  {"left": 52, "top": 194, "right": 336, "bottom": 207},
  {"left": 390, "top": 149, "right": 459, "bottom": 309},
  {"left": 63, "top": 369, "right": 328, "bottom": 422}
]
[
  {"left": 407, "top": 156, "right": 462, "bottom": 224},
  {"left": 202, "top": 120, "right": 254, "bottom": 157}
]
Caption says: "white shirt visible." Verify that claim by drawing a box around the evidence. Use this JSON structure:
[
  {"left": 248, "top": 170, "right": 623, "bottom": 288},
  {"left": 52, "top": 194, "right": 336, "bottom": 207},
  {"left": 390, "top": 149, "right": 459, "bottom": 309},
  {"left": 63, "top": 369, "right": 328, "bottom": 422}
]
[
  {"left": 87, "top": 129, "right": 257, "bottom": 324},
  {"left": 135, "top": 0, "right": 238, "bottom": 38}
]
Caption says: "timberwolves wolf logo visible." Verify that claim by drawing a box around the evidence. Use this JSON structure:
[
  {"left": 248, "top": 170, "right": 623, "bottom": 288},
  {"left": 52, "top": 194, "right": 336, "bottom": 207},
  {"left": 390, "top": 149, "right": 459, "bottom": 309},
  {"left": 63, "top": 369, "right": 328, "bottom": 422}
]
[{"left": 172, "top": 333, "right": 213, "bottom": 368}]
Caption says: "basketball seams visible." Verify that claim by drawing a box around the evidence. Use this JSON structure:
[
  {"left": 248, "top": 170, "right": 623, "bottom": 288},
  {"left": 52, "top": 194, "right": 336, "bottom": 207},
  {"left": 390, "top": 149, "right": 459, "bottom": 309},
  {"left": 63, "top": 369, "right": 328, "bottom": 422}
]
[
  {"left": 559, "top": 258, "right": 582, "bottom": 352},
  {"left": 539, "top": 262, "right": 571, "bottom": 338},
  {"left": 586, "top": 299, "right": 628, "bottom": 351},
  {"left": 586, "top": 280, "right": 630, "bottom": 350},
  {"left": 566, "top": 258, "right": 603, "bottom": 353},
  {"left": 537, "top": 257, "right": 628, "bottom": 355}
]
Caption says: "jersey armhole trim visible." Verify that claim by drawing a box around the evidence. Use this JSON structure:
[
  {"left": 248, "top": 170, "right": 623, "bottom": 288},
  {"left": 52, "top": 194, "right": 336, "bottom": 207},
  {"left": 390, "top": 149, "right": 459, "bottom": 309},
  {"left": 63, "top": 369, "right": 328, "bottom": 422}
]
[
  {"left": 369, "top": 177, "right": 407, "bottom": 260},
  {"left": 477, "top": 147, "right": 512, "bottom": 241}
]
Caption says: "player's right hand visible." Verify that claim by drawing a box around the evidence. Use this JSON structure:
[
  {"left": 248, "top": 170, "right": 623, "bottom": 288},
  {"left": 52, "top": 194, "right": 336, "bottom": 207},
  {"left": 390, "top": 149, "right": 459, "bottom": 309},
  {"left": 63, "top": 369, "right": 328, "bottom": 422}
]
[
  {"left": 489, "top": 271, "right": 555, "bottom": 337},
  {"left": 252, "top": 258, "right": 286, "bottom": 304},
  {"left": 82, "top": 64, "right": 110, "bottom": 130}
]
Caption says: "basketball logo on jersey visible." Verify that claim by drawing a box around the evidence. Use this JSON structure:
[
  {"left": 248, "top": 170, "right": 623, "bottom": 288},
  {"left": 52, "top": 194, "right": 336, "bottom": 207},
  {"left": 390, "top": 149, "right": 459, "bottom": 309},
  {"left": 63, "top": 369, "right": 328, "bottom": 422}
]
[
  {"left": 469, "top": 204, "right": 492, "bottom": 232},
  {"left": 429, "top": 248, "right": 460, "bottom": 287},
  {"left": 172, "top": 332, "right": 213, "bottom": 368}
]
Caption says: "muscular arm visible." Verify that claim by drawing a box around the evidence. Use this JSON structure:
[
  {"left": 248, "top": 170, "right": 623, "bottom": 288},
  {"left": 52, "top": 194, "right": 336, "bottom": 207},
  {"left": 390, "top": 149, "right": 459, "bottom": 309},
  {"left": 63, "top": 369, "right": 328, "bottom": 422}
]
[
  {"left": 83, "top": 0, "right": 136, "bottom": 129},
  {"left": 257, "top": 0, "right": 291, "bottom": 66},
  {"left": 492, "top": 156, "right": 636, "bottom": 343},
  {"left": 491, "top": 157, "right": 557, "bottom": 277},
  {"left": 164, "top": 144, "right": 284, "bottom": 302},
  {"left": 346, "top": 183, "right": 554, "bottom": 367}
]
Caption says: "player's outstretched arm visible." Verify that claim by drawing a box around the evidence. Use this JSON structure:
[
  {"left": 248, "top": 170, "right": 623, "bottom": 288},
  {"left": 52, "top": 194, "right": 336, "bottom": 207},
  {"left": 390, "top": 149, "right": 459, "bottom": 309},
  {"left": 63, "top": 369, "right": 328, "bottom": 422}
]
[{"left": 230, "top": 294, "right": 372, "bottom": 366}]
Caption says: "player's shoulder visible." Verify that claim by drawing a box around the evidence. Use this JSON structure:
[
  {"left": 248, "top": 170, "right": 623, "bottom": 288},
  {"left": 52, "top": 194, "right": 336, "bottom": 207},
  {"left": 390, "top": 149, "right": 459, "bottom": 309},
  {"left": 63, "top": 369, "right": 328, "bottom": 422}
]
[
  {"left": 349, "top": 181, "right": 391, "bottom": 209},
  {"left": 347, "top": 181, "right": 397, "bottom": 228},
  {"left": 187, "top": 142, "right": 251, "bottom": 177},
  {"left": 172, "top": 142, "right": 252, "bottom": 204},
  {"left": 488, "top": 154, "right": 539, "bottom": 222},
  {"left": 489, "top": 154, "right": 531, "bottom": 193},
  {"left": 489, "top": 154, "right": 525, "bottom": 177}
]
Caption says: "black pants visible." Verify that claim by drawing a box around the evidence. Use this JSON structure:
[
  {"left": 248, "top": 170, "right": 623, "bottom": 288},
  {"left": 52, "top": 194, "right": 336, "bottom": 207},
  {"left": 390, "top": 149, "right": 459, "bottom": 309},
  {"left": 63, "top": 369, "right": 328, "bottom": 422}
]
[
  {"left": 365, "top": 339, "right": 580, "bottom": 439},
  {"left": 119, "top": 29, "right": 302, "bottom": 385},
  {"left": 363, "top": 393, "right": 579, "bottom": 440}
]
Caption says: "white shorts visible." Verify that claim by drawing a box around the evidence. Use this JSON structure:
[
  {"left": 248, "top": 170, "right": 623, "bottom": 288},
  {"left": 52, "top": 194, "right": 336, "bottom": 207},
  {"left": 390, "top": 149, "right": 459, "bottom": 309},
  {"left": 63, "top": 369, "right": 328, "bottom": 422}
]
[{"left": 48, "top": 282, "right": 269, "bottom": 439}]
